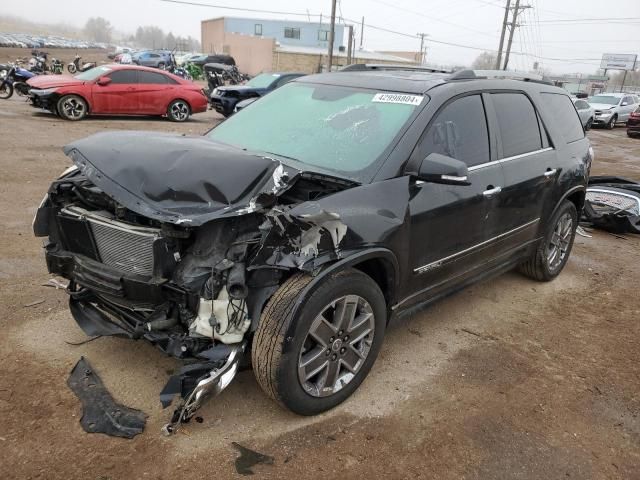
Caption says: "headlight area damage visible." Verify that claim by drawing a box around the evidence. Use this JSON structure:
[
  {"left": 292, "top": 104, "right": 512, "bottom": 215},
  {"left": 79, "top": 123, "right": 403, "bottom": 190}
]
[{"left": 33, "top": 131, "right": 358, "bottom": 434}]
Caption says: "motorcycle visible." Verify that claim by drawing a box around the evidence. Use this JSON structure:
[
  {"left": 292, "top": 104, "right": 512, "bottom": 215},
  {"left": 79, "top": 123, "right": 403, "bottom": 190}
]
[
  {"left": 50, "top": 58, "right": 64, "bottom": 75},
  {"left": 204, "top": 63, "right": 249, "bottom": 92},
  {"left": 67, "top": 55, "right": 96, "bottom": 74},
  {"left": 0, "top": 65, "right": 36, "bottom": 99},
  {"left": 28, "top": 50, "right": 49, "bottom": 74}
]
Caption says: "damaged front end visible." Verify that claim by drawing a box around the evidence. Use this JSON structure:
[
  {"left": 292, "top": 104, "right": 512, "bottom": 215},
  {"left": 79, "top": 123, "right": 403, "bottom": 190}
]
[
  {"left": 34, "top": 131, "right": 356, "bottom": 432},
  {"left": 583, "top": 176, "right": 640, "bottom": 234}
]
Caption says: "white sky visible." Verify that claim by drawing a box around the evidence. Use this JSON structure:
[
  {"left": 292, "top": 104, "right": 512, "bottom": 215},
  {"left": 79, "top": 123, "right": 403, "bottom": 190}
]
[{"left": 3, "top": 0, "right": 639, "bottom": 74}]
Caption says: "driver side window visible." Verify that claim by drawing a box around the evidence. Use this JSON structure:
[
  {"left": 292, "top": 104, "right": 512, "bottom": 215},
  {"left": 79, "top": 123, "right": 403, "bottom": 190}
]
[{"left": 419, "top": 95, "right": 490, "bottom": 167}]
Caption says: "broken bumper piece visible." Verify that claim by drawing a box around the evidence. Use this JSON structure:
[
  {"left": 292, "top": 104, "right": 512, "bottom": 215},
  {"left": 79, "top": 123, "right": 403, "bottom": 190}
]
[
  {"left": 67, "top": 357, "right": 147, "bottom": 438},
  {"left": 160, "top": 342, "right": 246, "bottom": 435}
]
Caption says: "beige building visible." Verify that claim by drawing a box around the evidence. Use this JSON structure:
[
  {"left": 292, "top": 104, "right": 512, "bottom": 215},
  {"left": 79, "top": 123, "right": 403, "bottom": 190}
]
[{"left": 201, "top": 17, "right": 416, "bottom": 76}]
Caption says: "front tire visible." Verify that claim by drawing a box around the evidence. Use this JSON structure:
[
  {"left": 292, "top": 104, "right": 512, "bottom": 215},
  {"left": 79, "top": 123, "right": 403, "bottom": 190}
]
[
  {"left": 585, "top": 118, "right": 593, "bottom": 131},
  {"left": 519, "top": 200, "right": 578, "bottom": 282},
  {"left": 166, "top": 99, "right": 190, "bottom": 122},
  {"left": 608, "top": 114, "right": 617, "bottom": 129},
  {"left": 67, "top": 64, "right": 77, "bottom": 74},
  {"left": 0, "top": 82, "right": 13, "bottom": 99},
  {"left": 57, "top": 95, "right": 88, "bottom": 121},
  {"left": 252, "top": 269, "right": 387, "bottom": 415}
]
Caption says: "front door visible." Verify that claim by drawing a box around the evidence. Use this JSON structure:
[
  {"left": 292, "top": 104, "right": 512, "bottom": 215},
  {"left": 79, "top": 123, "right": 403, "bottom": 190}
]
[
  {"left": 405, "top": 94, "right": 505, "bottom": 306},
  {"left": 91, "top": 69, "right": 139, "bottom": 114}
]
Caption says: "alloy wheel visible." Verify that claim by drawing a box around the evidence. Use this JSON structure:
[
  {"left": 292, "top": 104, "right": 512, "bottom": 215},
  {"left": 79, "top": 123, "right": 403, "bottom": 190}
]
[
  {"left": 170, "top": 101, "right": 189, "bottom": 121},
  {"left": 298, "top": 295, "right": 375, "bottom": 398},
  {"left": 546, "top": 212, "right": 573, "bottom": 271},
  {"left": 60, "top": 97, "right": 86, "bottom": 119}
]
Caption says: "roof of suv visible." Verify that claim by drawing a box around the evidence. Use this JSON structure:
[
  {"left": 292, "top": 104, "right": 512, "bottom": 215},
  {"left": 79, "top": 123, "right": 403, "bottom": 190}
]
[{"left": 296, "top": 70, "right": 565, "bottom": 95}]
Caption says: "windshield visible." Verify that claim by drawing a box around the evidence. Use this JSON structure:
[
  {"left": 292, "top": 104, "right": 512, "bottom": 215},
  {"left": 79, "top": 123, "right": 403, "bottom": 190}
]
[
  {"left": 74, "top": 66, "right": 112, "bottom": 81},
  {"left": 589, "top": 95, "right": 620, "bottom": 105},
  {"left": 246, "top": 73, "right": 280, "bottom": 89},
  {"left": 206, "top": 83, "right": 422, "bottom": 177}
]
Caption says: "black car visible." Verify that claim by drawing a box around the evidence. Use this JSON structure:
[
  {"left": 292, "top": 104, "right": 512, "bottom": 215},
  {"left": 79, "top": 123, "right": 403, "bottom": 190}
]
[
  {"left": 33, "top": 69, "right": 592, "bottom": 432},
  {"left": 188, "top": 54, "right": 235, "bottom": 67},
  {"left": 209, "top": 72, "right": 305, "bottom": 116}
]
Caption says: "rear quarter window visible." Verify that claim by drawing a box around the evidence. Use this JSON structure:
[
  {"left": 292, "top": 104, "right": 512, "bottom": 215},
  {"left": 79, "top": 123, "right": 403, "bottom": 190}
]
[{"left": 541, "top": 93, "right": 585, "bottom": 143}]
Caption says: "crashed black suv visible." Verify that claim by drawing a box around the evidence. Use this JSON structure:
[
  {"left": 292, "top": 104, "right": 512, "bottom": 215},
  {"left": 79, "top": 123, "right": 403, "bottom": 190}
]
[{"left": 34, "top": 69, "right": 592, "bottom": 431}]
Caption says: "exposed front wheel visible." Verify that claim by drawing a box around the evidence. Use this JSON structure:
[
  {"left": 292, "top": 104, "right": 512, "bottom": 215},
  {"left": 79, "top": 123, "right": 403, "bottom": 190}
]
[
  {"left": 167, "top": 99, "right": 190, "bottom": 122},
  {"left": 57, "top": 95, "right": 88, "bottom": 121},
  {"left": 519, "top": 200, "right": 578, "bottom": 281},
  {"left": 608, "top": 115, "right": 617, "bottom": 129},
  {"left": 252, "top": 269, "right": 387, "bottom": 415},
  {"left": 0, "top": 82, "right": 13, "bottom": 99}
]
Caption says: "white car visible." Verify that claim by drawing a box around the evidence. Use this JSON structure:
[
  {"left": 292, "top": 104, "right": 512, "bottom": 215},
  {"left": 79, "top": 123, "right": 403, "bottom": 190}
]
[
  {"left": 572, "top": 98, "right": 595, "bottom": 130},
  {"left": 589, "top": 93, "right": 640, "bottom": 129}
]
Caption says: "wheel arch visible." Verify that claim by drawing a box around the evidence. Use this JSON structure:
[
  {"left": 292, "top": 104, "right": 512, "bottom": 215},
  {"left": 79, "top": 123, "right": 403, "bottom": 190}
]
[
  {"left": 548, "top": 186, "right": 585, "bottom": 227},
  {"left": 277, "top": 248, "right": 400, "bottom": 354}
]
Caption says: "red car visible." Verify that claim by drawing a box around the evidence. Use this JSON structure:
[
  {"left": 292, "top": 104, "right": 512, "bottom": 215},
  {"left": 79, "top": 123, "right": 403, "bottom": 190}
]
[
  {"left": 27, "top": 64, "right": 208, "bottom": 122},
  {"left": 627, "top": 106, "right": 640, "bottom": 138}
]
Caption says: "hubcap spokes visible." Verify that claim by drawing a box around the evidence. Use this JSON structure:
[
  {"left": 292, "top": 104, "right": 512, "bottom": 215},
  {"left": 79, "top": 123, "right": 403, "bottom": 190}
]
[
  {"left": 172, "top": 102, "right": 188, "bottom": 120},
  {"left": 298, "top": 295, "right": 375, "bottom": 398},
  {"left": 63, "top": 99, "right": 84, "bottom": 118},
  {"left": 547, "top": 212, "right": 573, "bottom": 270}
]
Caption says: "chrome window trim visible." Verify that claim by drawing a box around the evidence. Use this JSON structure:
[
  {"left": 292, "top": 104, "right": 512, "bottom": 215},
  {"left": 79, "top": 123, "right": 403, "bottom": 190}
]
[
  {"left": 413, "top": 217, "right": 540, "bottom": 274},
  {"left": 468, "top": 147, "right": 553, "bottom": 172}
]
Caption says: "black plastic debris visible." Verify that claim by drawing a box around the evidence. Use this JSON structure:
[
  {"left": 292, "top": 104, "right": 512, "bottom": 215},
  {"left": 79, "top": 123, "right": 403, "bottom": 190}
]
[
  {"left": 67, "top": 357, "right": 147, "bottom": 439},
  {"left": 232, "top": 442, "right": 275, "bottom": 475}
]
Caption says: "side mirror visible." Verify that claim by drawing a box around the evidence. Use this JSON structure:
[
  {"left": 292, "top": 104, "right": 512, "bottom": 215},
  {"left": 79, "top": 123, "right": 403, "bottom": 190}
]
[
  {"left": 96, "top": 76, "right": 111, "bottom": 86},
  {"left": 621, "top": 102, "right": 628, "bottom": 106},
  {"left": 416, "top": 153, "right": 470, "bottom": 185}
]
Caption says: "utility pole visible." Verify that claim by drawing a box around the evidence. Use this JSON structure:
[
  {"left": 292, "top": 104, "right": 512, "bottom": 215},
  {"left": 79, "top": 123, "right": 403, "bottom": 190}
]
[
  {"left": 360, "top": 16, "right": 364, "bottom": 49},
  {"left": 417, "top": 33, "right": 428, "bottom": 65},
  {"left": 495, "top": 0, "right": 511, "bottom": 69},
  {"left": 327, "top": 0, "right": 337, "bottom": 72},
  {"left": 502, "top": 0, "right": 531, "bottom": 70},
  {"left": 346, "top": 25, "right": 354, "bottom": 64}
]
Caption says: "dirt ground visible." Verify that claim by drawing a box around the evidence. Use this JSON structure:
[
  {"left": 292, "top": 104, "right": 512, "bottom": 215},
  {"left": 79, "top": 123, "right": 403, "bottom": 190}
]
[{"left": 1, "top": 84, "right": 639, "bottom": 480}]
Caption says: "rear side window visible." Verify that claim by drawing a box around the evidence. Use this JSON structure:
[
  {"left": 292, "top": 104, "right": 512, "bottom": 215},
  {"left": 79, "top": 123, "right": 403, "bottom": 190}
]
[
  {"left": 138, "top": 71, "right": 173, "bottom": 84},
  {"left": 419, "top": 95, "right": 490, "bottom": 167},
  {"left": 491, "top": 93, "right": 542, "bottom": 158},
  {"left": 108, "top": 70, "right": 137, "bottom": 84},
  {"left": 541, "top": 93, "right": 584, "bottom": 143},
  {"left": 574, "top": 100, "right": 588, "bottom": 110}
]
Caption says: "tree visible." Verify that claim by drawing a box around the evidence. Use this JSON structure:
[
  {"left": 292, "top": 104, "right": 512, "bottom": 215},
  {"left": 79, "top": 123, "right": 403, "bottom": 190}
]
[
  {"left": 165, "top": 32, "right": 176, "bottom": 50},
  {"left": 84, "top": 17, "right": 112, "bottom": 43},
  {"left": 472, "top": 51, "right": 497, "bottom": 70}
]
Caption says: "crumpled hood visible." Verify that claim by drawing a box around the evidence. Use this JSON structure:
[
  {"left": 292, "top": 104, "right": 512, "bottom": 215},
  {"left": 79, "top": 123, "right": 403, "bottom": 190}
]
[
  {"left": 28, "top": 75, "right": 83, "bottom": 89},
  {"left": 63, "top": 131, "right": 296, "bottom": 226}
]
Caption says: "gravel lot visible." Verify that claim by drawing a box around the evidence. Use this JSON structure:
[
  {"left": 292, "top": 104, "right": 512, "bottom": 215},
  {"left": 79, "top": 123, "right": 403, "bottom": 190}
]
[{"left": 1, "top": 83, "right": 639, "bottom": 479}]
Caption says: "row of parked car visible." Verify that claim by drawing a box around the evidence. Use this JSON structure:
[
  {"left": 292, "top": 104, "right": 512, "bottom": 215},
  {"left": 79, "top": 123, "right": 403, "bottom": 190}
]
[
  {"left": 572, "top": 92, "right": 640, "bottom": 135},
  {"left": 0, "top": 33, "right": 107, "bottom": 49}
]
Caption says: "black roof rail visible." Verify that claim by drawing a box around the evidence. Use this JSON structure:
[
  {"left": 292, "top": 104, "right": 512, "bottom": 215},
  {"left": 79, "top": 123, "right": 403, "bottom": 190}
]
[
  {"left": 340, "top": 63, "right": 451, "bottom": 74},
  {"left": 449, "top": 69, "right": 552, "bottom": 85}
]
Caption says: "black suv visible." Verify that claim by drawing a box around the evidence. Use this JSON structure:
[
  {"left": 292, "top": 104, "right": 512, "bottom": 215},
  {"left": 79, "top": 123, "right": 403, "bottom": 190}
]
[{"left": 34, "top": 69, "right": 592, "bottom": 431}]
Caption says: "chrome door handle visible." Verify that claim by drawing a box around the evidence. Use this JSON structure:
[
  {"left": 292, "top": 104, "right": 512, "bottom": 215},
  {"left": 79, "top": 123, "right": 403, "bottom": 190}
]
[
  {"left": 482, "top": 186, "right": 502, "bottom": 197},
  {"left": 544, "top": 169, "right": 558, "bottom": 177}
]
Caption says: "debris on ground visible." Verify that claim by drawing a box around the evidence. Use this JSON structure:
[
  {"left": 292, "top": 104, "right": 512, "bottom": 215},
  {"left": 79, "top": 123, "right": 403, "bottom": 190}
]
[
  {"left": 583, "top": 176, "right": 640, "bottom": 234},
  {"left": 42, "top": 278, "right": 69, "bottom": 289},
  {"left": 23, "top": 299, "right": 44, "bottom": 307},
  {"left": 232, "top": 442, "right": 275, "bottom": 475},
  {"left": 67, "top": 357, "right": 147, "bottom": 439}
]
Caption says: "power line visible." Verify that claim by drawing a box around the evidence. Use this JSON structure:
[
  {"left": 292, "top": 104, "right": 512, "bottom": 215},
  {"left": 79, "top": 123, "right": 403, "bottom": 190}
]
[{"left": 159, "top": 0, "right": 317, "bottom": 17}]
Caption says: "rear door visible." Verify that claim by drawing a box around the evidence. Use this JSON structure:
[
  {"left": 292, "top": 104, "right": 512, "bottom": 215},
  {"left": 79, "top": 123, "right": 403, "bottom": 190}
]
[
  {"left": 136, "top": 70, "right": 176, "bottom": 114},
  {"left": 487, "top": 92, "right": 557, "bottom": 252},
  {"left": 91, "top": 69, "right": 139, "bottom": 114},
  {"left": 406, "top": 93, "right": 506, "bottom": 304}
]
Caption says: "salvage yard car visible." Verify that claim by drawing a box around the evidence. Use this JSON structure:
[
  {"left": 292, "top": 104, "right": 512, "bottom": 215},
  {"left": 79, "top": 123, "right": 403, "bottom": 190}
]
[
  {"left": 27, "top": 64, "right": 208, "bottom": 122},
  {"left": 33, "top": 68, "right": 592, "bottom": 432},
  {"left": 589, "top": 92, "right": 639, "bottom": 129}
]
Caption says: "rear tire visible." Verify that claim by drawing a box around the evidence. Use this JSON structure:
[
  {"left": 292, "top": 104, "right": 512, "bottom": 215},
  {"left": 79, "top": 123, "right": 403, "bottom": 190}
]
[
  {"left": 166, "top": 99, "right": 190, "bottom": 122},
  {"left": 252, "top": 269, "right": 387, "bottom": 415},
  {"left": 585, "top": 118, "right": 593, "bottom": 131},
  {"left": 519, "top": 200, "right": 578, "bottom": 282},
  {"left": 56, "top": 95, "right": 88, "bottom": 121}
]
